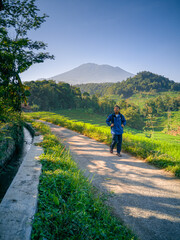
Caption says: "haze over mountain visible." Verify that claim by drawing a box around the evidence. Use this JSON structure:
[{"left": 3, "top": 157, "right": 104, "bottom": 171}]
[{"left": 49, "top": 63, "right": 134, "bottom": 85}]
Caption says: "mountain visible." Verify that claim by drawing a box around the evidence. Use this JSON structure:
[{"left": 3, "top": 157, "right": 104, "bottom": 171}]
[{"left": 49, "top": 63, "right": 134, "bottom": 85}]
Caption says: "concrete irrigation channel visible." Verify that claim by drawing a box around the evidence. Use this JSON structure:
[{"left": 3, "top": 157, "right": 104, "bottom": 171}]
[
  {"left": 0, "top": 128, "right": 33, "bottom": 202},
  {"left": 0, "top": 127, "right": 43, "bottom": 240}
]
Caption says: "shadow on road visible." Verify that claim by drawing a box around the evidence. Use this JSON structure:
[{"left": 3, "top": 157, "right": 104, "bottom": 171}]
[{"left": 44, "top": 121, "right": 180, "bottom": 240}]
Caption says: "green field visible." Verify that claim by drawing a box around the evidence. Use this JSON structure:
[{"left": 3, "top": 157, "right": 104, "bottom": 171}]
[
  {"left": 55, "top": 109, "right": 108, "bottom": 126},
  {"left": 53, "top": 109, "right": 180, "bottom": 144},
  {"left": 24, "top": 110, "right": 180, "bottom": 177}
]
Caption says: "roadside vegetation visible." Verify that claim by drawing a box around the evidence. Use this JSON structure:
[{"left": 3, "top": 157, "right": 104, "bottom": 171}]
[
  {"left": 53, "top": 109, "right": 180, "bottom": 143},
  {"left": 0, "top": 103, "right": 24, "bottom": 166},
  {"left": 29, "top": 120, "right": 137, "bottom": 240},
  {"left": 24, "top": 112, "right": 180, "bottom": 177}
]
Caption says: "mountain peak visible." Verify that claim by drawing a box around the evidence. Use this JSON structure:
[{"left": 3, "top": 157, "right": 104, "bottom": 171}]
[{"left": 49, "top": 63, "right": 134, "bottom": 85}]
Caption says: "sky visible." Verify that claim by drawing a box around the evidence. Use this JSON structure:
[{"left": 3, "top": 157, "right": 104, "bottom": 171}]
[{"left": 20, "top": 0, "right": 180, "bottom": 82}]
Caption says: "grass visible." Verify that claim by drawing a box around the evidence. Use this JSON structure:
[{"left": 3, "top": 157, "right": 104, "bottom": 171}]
[
  {"left": 54, "top": 109, "right": 108, "bottom": 126},
  {"left": 24, "top": 112, "right": 180, "bottom": 177},
  {"left": 163, "top": 111, "right": 180, "bottom": 133},
  {"left": 29, "top": 120, "right": 137, "bottom": 240},
  {"left": 54, "top": 109, "right": 180, "bottom": 144},
  {"left": 0, "top": 114, "right": 24, "bottom": 166}
]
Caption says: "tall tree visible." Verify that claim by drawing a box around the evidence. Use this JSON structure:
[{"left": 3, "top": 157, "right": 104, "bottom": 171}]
[
  {"left": 0, "top": 0, "right": 54, "bottom": 111},
  {"left": 0, "top": 0, "right": 3, "bottom": 11}
]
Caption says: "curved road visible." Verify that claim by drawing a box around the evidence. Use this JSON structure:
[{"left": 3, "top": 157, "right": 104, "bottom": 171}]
[{"left": 42, "top": 121, "right": 180, "bottom": 240}]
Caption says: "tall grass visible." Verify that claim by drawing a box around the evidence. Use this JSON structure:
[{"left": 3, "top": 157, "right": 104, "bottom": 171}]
[
  {"left": 30, "top": 121, "right": 137, "bottom": 240},
  {"left": 24, "top": 112, "right": 180, "bottom": 177},
  {"left": 54, "top": 109, "right": 180, "bottom": 144}
]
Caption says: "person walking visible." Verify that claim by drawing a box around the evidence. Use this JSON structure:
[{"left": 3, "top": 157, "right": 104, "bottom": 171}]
[{"left": 106, "top": 105, "right": 126, "bottom": 157}]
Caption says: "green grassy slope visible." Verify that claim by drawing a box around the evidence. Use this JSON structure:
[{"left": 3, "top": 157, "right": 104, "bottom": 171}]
[
  {"left": 128, "top": 91, "right": 179, "bottom": 109},
  {"left": 23, "top": 111, "right": 180, "bottom": 177},
  {"left": 53, "top": 109, "right": 180, "bottom": 144},
  {"left": 101, "top": 91, "right": 179, "bottom": 110}
]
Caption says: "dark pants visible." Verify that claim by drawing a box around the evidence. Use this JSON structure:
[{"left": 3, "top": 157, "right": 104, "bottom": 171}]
[{"left": 110, "top": 134, "right": 122, "bottom": 154}]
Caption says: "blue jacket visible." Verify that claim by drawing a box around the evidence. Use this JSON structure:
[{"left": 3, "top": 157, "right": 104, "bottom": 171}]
[{"left": 106, "top": 112, "right": 126, "bottom": 134}]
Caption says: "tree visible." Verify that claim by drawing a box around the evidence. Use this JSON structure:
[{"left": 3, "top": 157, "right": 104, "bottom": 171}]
[
  {"left": 82, "top": 92, "right": 90, "bottom": 98},
  {"left": 0, "top": 0, "right": 3, "bottom": 11},
  {"left": 91, "top": 94, "right": 99, "bottom": 112},
  {"left": 0, "top": 0, "right": 54, "bottom": 111},
  {"left": 123, "top": 106, "right": 145, "bottom": 130}
]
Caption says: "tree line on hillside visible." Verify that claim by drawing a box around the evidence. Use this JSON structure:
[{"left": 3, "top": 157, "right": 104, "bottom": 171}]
[
  {"left": 24, "top": 80, "right": 82, "bottom": 110},
  {"left": 75, "top": 71, "right": 180, "bottom": 98},
  {"left": 142, "top": 95, "right": 180, "bottom": 116},
  {"left": 75, "top": 82, "right": 114, "bottom": 96},
  {"left": 24, "top": 80, "right": 116, "bottom": 113}
]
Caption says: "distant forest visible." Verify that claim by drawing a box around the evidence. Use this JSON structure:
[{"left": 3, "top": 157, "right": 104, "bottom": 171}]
[
  {"left": 24, "top": 72, "right": 180, "bottom": 130},
  {"left": 24, "top": 80, "right": 82, "bottom": 111},
  {"left": 24, "top": 80, "right": 117, "bottom": 113},
  {"left": 75, "top": 71, "right": 180, "bottom": 98}
]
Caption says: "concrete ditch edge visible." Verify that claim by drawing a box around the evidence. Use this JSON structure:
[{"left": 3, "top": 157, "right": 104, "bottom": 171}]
[{"left": 0, "top": 135, "right": 43, "bottom": 240}]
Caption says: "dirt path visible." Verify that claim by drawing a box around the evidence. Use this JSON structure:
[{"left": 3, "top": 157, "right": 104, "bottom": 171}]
[{"left": 42, "top": 121, "right": 180, "bottom": 240}]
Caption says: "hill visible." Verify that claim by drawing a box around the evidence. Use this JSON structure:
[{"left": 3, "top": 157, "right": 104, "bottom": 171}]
[
  {"left": 75, "top": 82, "right": 114, "bottom": 95},
  {"left": 49, "top": 63, "right": 134, "bottom": 84},
  {"left": 76, "top": 71, "right": 180, "bottom": 97}
]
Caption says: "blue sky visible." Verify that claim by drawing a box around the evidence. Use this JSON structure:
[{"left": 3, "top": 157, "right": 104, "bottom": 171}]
[{"left": 20, "top": 0, "right": 180, "bottom": 82}]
